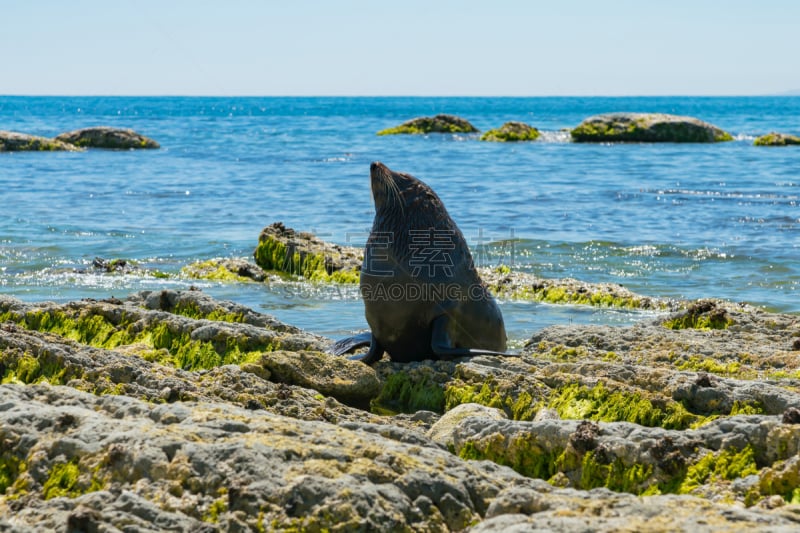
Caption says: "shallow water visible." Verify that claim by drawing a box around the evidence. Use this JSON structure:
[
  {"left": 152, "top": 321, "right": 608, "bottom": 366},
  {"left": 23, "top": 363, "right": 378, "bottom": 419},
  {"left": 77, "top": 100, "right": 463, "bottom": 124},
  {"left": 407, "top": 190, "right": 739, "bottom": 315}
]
[{"left": 1, "top": 96, "right": 798, "bottom": 343}]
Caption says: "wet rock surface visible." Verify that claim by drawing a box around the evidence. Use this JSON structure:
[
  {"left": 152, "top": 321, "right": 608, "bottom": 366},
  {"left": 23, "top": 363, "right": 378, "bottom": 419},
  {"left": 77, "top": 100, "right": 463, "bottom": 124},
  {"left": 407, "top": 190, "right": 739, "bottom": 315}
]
[
  {"left": 55, "top": 126, "right": 160, "bottom": 149},
  {"left": 571, "top": 112, "right": 733, "bottom": 143},
  {"left": 754, "top": 132, "right": 800, "bottom": 146},
  {"left": 2, "top": 289, "right": 800, "bottom": 531},
  {"left": 377, "top": 114, "right": 479, "bottom": 135},
  {"left": 0, "top": 130, "right": 82, "bottom": 152},
  {"left": 479, "top": 121, "right": 540, "bottom": 142}
]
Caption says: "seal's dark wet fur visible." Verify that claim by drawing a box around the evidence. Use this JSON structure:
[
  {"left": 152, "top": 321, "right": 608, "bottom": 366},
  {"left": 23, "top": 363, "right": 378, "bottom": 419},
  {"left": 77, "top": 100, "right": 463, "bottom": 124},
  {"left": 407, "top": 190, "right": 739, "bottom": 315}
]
[{"left": 331, "top": 162, "right": 508, "bottom": 364}]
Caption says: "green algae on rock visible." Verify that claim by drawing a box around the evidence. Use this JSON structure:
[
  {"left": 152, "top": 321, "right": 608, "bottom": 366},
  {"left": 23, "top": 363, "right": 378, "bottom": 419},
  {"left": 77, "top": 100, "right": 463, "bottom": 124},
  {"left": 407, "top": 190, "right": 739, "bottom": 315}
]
[
  {"left": 663, "top": 300, "right": 734, "bottom": 330},
  {"left": 480, "top": 266, "right": 674, "bottom": 310},
  {"left": 480, "top": 121, "right": 540, "bottom": 142},
  {"left": 55, "top": 127, "right": 160, "bottom": 149},
  {"left": 254, "top": 222, "right": 361, "bottom": 283},
  {"left": 181, "top": 258, "right": 268, "bottom": 282},
  {"left": 571, "top": 113, "right": 734, "bottom": 143},
  {"left": 0, "top": 130, "right": 83, "bottom": 152},
  {"left": 754, "top": 132, "right": 800, "bottom": 146},
  {"left": 377, "top": 114, "right": 479, "bottom": 135}
]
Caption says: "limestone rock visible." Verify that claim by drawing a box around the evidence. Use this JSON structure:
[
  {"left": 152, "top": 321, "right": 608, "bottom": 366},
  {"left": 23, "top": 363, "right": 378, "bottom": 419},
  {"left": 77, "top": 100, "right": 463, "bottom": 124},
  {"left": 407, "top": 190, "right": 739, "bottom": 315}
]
[
  {"left": 377, "top": 114, "right": 479, "bottom": 135},
  {"left": 0, "top": 130, "right": 83, "bottom": 152},
  {"left": 55, "top": 126, "right": 160, "bottom": 149},
  {"left": 571, "top": 113, "right": 733, "bottom": 143}
]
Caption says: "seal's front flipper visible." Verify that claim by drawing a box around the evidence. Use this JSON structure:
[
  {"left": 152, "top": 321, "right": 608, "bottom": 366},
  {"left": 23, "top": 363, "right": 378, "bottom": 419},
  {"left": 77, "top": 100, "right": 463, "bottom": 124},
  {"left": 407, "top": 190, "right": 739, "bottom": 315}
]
[
  {"left": 430, "top": 315, "right": 515, "bottom": 358},
  {"left": 329, "top": 332, "right": 386, "bottom": 365},
  {"left": 328, "top": 331, "right": 373, "bottom": 356}
]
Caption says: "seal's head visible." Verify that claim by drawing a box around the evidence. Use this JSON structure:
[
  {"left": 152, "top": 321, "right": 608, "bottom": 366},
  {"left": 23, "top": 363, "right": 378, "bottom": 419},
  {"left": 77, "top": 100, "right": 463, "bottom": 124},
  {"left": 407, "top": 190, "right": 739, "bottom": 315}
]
[{"left": 369, "top": 161, "right": 448, "bottom": 222}]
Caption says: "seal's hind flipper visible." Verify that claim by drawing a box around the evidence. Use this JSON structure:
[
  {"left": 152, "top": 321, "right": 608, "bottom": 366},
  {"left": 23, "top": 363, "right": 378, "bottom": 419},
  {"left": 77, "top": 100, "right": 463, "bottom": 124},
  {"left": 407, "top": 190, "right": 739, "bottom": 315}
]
[
  {"left": 329, "top": 332, "right": 386, "bottom": 365},
  {"left": 430, "top": 316, "right": 515, "bottom": 359},
  {"left": 328, "top": 331, "right": 373, "bottom": 356}
]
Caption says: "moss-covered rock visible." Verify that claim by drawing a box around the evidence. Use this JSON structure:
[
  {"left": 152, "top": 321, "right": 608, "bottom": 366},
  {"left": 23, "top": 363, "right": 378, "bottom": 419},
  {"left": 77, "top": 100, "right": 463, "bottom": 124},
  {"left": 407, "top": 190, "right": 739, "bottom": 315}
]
[
  {"left": 253, "top": 222, "right": 361, "bottom": 283},
  {"left": 181, "top": 258, "right": 268, "bottom": 282},
  {"left": 377, "top": 114, "right": 479, "bottom": 135},
  {"left": 754, "top": 132, "right": 800, "bottom": 146},
  {"left": 663, "top": 299, "right": 734, "bottom": 330},
  {"left": 0, "top": 130, "right": 83, "bottom": 152},
  {"left": 571, "top": 113, "right": 733, "bottom": 143},
  {"left": 55, "top": 127, "right": 160, "bottom": 149},
  {"left": 480, "top": 121, "right": 540, "bottom": 142}
]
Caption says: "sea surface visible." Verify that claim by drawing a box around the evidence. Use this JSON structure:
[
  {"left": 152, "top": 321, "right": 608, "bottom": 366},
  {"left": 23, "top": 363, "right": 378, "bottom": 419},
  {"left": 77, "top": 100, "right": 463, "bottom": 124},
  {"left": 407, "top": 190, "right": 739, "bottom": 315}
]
[{"left": 1, "top": 96, "right": 799, "bottom": 347}]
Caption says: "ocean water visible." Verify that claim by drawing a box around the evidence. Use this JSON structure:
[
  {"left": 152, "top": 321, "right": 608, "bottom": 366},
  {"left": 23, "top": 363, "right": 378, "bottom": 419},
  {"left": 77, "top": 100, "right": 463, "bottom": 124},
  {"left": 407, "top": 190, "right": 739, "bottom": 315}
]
[{"left": 1, "top": 96, "right": 799, "bottom": 347}]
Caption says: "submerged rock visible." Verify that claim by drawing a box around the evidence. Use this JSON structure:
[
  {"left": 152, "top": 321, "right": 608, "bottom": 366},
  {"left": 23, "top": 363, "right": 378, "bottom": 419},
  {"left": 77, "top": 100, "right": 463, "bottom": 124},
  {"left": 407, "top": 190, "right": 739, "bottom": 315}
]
[
  {"left": 55, "top": 126, "right": 160, "bottom": 149},
  {"left": 377, "top": 114, "right": 479, "bottom": 135},
  {"left": 0, "top": 130, "right": 83, "bottom": 152},
  {"left": 571, "top": 113, "right": 734, "bottom": 143},
  {"left": 480, "top": 121, "right": 540, "bottom": 142},
  {"left": 754, "top": 132, "right": 800, "bottom": 146}
]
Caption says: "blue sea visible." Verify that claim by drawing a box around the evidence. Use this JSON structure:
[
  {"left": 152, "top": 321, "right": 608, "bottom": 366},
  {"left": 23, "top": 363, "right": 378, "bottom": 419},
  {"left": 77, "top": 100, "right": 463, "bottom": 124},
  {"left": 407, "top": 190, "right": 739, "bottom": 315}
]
[{"left": 1, "top": 96, "right": 799, "bottom": 347}]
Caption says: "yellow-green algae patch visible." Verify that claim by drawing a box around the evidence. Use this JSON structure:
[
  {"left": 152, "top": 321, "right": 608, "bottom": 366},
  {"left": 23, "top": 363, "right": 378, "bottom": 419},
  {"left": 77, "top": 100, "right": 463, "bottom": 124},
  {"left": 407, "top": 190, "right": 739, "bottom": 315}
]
[
  {"left": 663, "top": 301, "right": 733, "bottom": 330},
  {"left": 480, "top": 121, "right": 540, "bottom": 142},
  {"left": 1, "top": 353, "right": 68, "bottom": 385},
  {"left": 0, "top": 454, "right": 23, "bottom": 494},
  {"left": 1, "top": 306, "right": 275, "bottom": 373},
  {"left": 42, "top": 459, "right": 104, "bottom": 500},
  {"left": 371, "top": 371, "right": 445, "bottom": 414},
  {"left": 458, "top": 431, "right": 760, "bottom": 497},
  {"left": 172, "top": 300, "right": 246, "bottom": 323},
  {"left": 444, "top": 380, "right": 542, "bottom": 422},
  {"left": 181, "top": 260, "right": 253, "bottom": 282},
  {"left": 546, "top": 382, "right": 698, "bottom": 430},
  {"left": 754, "top": 132, "right": 800, "bottom": 146}
]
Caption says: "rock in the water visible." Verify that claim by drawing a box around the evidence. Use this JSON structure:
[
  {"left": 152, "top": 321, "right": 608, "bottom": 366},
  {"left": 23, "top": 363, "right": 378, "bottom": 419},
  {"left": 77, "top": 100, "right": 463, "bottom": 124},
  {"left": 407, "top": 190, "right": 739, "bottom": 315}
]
[
  {"left": 754, "top": 132, "right": 800, "bottom": 146},
  {"left": 571, "top": 113, "right": 733, "bottom": 143},
  {"left": 480, "top": 121, "right": 540, "bottom": 142},
  {"left": 377, "top": 114, "right": 479, "bottom": 135},
  {"left": 181, "top": 257, "right": 269, "bottom": 282},
  {"left": 55, "top": 126, "right": 160, "bottom": 149},
  {"left": 0, "top": 130, "right": 83, "bottom": 152},
  {"left": 253, "top": 221, "right": 362, "bottom": 283}
]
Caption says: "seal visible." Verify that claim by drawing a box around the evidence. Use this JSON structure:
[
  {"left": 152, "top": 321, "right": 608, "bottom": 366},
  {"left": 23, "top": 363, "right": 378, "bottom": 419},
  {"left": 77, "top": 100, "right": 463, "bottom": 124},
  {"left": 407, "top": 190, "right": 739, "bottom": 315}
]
[{"left": 330, "top": 161, "right": 508, "bottom": 364}]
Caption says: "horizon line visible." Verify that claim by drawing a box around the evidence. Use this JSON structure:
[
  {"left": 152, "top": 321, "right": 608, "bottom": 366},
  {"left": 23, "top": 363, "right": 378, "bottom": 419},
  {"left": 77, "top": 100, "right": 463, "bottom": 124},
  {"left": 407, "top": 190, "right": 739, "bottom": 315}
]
[{"left": 2, "top": 93, "right": 799, "bottom": 98}]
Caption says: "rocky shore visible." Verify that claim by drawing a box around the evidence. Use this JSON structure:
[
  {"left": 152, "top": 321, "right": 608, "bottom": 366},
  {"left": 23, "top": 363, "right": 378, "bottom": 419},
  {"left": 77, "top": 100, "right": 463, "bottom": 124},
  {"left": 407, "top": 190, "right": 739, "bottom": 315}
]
[{"left": 2, "top": 225, "right": 800, "bottom": 531}]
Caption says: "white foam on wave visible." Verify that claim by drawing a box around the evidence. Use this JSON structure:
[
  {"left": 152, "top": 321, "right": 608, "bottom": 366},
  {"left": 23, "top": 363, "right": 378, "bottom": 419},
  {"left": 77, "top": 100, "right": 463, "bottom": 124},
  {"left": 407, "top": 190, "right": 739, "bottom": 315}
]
[{"left": 536, "top": 130, "right": 573, "bottom": 143}]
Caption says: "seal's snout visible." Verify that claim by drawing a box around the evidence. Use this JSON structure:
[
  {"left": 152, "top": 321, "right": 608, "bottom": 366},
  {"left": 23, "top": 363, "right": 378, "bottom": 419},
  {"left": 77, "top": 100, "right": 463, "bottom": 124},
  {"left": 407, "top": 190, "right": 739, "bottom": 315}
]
[{"left": 370, "top": 161, "right": 388, "bottom": 177}]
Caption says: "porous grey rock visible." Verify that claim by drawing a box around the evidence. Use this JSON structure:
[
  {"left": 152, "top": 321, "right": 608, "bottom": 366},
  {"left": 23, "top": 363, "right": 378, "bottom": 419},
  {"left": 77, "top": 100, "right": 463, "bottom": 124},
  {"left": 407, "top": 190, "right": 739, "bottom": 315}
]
[
  {"left": 4, "top": 288, "right": 800, "bottom": 530},
  {"left": 55, "top": 126, "right": 160, "bottom": 149},
  {"left": 2, "top": 384, "right": 797, "bottom": 532}
]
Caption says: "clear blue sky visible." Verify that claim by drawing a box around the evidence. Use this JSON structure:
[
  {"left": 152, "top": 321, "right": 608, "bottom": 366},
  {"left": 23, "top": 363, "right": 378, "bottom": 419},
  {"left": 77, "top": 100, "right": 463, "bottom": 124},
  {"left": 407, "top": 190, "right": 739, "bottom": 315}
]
[{"left": 3, "top": 0, "right": 798, "bottom": 96}]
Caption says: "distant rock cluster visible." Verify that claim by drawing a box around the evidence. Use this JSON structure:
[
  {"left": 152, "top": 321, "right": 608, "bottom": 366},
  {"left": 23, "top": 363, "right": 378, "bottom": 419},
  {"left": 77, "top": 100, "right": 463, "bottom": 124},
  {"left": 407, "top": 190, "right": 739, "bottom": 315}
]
[
  {"left": 378, "top": 112, "right": 799, "bottom": 145},
  {"left": 0, "top": 126, "right": 159, "bottom": 152}
]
